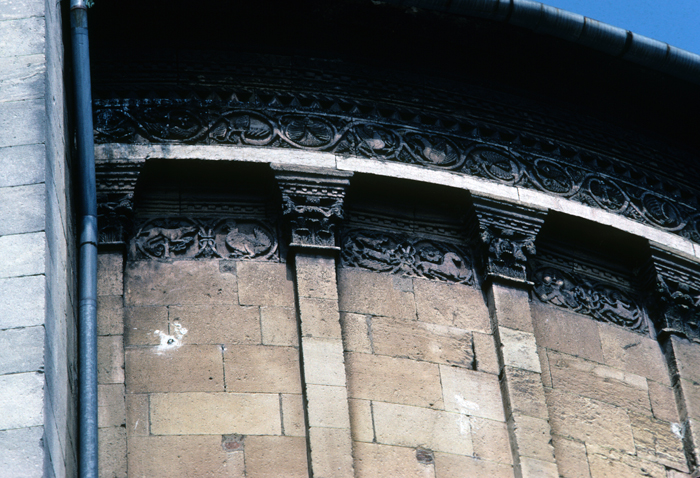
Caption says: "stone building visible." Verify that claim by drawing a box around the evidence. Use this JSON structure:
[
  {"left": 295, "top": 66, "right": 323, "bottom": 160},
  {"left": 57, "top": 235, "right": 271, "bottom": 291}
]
[{"left": 3, "top": 0, "right": 700, "bottom": 477}]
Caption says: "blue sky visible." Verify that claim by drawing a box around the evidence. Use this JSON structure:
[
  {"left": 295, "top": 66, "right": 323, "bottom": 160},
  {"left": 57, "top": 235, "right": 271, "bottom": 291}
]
[{"left": 542, "top": 0, "right": 700, "bottom": 54}]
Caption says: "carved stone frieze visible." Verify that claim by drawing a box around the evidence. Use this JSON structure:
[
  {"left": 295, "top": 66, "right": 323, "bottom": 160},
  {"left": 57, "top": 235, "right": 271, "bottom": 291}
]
[
  {"left": 340, "top": 230, "right": 476, "bottom": 286},
  {"left": 98, "top": 196, "right": 134, "bottom": 246},
  {"left": 533, "top": 266, "right": 648, "bottom": 333},
  {"left": 472, "top": 198, "right": 546, "bottom": 283},
  {"left": 131, "top": 217, "right": 278, "bottom": 261},
  {"left": 273, "top": 166, "right": 352, "bottom": 249}
]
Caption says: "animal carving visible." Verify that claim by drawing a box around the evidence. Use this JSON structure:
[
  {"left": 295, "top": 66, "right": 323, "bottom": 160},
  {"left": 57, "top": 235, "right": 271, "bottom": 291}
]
[{"left": 136, "top": 226, "right": 197, "bottom": 258}]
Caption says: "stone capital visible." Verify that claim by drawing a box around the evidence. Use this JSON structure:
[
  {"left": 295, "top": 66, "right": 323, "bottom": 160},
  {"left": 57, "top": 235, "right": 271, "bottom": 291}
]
[
  {"left": 272, "top": 164, "right": 353, "bottom": 250},
  {"left": 471, "top": 196, "right": 546, "bottom": 284}
]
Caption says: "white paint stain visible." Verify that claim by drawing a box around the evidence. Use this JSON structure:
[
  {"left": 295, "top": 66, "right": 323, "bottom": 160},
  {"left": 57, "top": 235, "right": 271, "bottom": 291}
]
[
  {"left": 134, "top": 419, "right": 139, "bottom": 431},
  {"left": 671, "top": 422, "right": 685, "bottom": 439},
  {"left": 154, "top": 322, "right": 188, "bottom": 353},
  {"left": 454, "top": 394, "right": 477, "bottom": 435}
]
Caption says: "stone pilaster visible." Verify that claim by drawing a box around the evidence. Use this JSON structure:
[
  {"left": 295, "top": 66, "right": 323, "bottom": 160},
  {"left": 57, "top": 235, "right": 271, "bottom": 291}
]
[
  {"left": 273, "top": 165, "right": 355, "bottom": 478},
  {"left": 647, "top": 245, "right": 700, "bottom": 477},
  {"left": 472, "top": 196, "right": 557, "bottom": 478}
]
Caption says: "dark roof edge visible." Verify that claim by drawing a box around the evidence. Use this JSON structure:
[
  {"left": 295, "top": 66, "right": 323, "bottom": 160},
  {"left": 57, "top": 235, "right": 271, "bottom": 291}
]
[{"left": 379, "top": 0, "right": 700, "bottom": 85}]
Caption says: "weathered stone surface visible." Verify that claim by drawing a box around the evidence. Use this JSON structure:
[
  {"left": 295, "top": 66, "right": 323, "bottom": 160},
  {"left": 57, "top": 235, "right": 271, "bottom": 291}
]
[
  {"left": 551, "top": 435, "right": 591, "bottom": 478},
  {"left": 353, "top": 442, "right": 436, "bottom": 478},
  {"left": 125, "top": 345, "right": 223, "bottom": 393},
  {"left": 548, "top": 350, "right": 651, "bottom": 414},
  {"left": 519, "top": 457, "right": 559, "bottom": 478},
  {"left": 98, "top": 384, "right": 125, "bottom": 429},
  {"left": 125, "top": 394, "right": 148, "bottom": 437},
  {"left": 299, "top": 297, "right": 342, "bottom": 339},
  {"left": 0, "top": 275, "right": 44, "bottom": 328},
  {"left": 0, "top": 17, "right": 45, "bottom": 59},
  {"left": 440, "top": 365, "right": 505, "bottom": 421},
  {"left": 372, "top": 401, "right": 473, "bottom": 456},
  {"left": 0, "top": 325, "right": 44, "bottom": 375},
  {"left": 338, "top": 268, "right": 416, "bottom": 320},
  {"left": 0, "top": 232, "right": 44, "bottom": 279},
  {"left": 237, "top": 262, "right": 294, "bottom": 307},
  {"left": 531, "top": 303, "right": 604, "bottom": 363},
  {"left": 224, "top": 345, "right": 301, "bottom": 394},
  {"left": 98, "top": 335, "right": 125, "bottom": 385},
  {"left": 306, "top": 384, "right": 351, "bottom": 428},
  {"left": 679, "top": 378, "right": 700, "bottom": 421},
  {"left": 125, "top": 261, "right": 238, "bottom": 306},
  {"left": 671, "top": 336, "right": 700, "bottom": 385},
  {"left": 340, "top": 312, "right": 372, "bottom": 353},
  {"left": 538, "top": 347, "right": 552, "bottom": 387},
  {"left": 170, "top": 304, "right": 261, "bottom": 345},
  {"left": 97, "top": 253, "right": 123, "bottom": 297},
  {"left": 501, "top": 366, "right": 548, "bottom": 420},
  {"left": 0, "top": 55, "right": 45, "bottom": 104},
  {"left": 99, "top": 426, "right": 126, "bottom": 478},
  {"left": 471, "top": 417, "right": 512, "bottom": 464},
  {"left": 348, "top": 398, "right": 374, "bottom": 443},
  {"left": 414, "top": 278, "right": 489, "bottom": 331},
  {"left": 302, "top": 337, "right": 346, "bottom": 386},
  {"left": 261, "top": 306, "right": 298, "bottom": 347},
  {"left": 586, "top": 443, "right": 666, "bottom": 478},
  {"left": 487, "top": 283, "right": 533, "bottom": 333},
  {"left": 245, "top": 435, "right": 308, "bottom": 478},
  {"left": 0, "top": 426, "right": 44, "bottom": 478},
  {"left": 124, "top": 306, "right": 167, "bottom": 346},
  {"left": 346, "top": 352, "right": 443, "bottom": 408},
  {"left": 598, "top": 323, "right": 670, "bottom": 386},
  {"left": 128, "top": 435, "right": 245, "bottom": 478},
  {"left": 0, "top": 372, "right": 44, "bottom": 429},
  {"left": 281, "top": 393, "right": 305, "bottom": 437},
  {"left": 0, "top": 184, "right": 44, "bottom": 236},
  {"left": 434, "top": 452, "right": 514, "bottom": 478},
  {"left": 473, "top": 332, "right": 500, "bottom": 375},
  {"left": 0, "top": 98, "right": 45, "bottom": 149},
  {"left": 307, "top": 427, "right": 354, "bottom": 478},
  {"left": 498, "top": 327, "right": 541, "bottom": 373},
  {"left": 629, "top": 412, "right": 688, "bottom": 472},
  {"left": 97, "top": 296, "right": 124, "bottom": 337},
  {"left": 150, "top": 392, "right": 281, "bottom": 435},
  {"left": 0, "top": 0, "right": 44, "bottom": 23},
  {"left": 294, "top": 254, "right": 338, "bottom": 300},
  {"left": 547, "top": 389, "right": 635, "bottom": 453},
  {"left": 648, "top": 380, "right": 680, "bottom": 423},
  {"left": 371, "top": 316, "right": 474, "bottom": 367},
  {"left": 510, "top": 414, "right": 555, "bottom": 462}
]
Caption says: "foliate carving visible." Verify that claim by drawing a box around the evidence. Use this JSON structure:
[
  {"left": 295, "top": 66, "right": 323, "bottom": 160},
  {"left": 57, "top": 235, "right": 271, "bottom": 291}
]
[
  {"left": 132, "top": 218, "right": 278, "bottom": 261},
  {"left": 98, "top": 197, "right": 133, "bottom": 245},
  {"left": 273, "top": 167, "right": 352, "bottom": 249},
  {"left": 533, "top": 267, "right": 648, "bottom": 333},
  {"left": 340, "top": 230, "right": 476, "bottom": 285}
]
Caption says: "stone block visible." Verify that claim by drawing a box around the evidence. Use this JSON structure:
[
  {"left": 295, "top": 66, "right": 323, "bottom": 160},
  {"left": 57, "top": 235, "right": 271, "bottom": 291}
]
[
  {"left": 372, "top": 401, "right": 473, "bottom": 456},
  {"left": 281, "top": 393, "right": 305, "bottom": 437},
  {"left": 519, "top": 457, "right": 559, "bottom": 478},
  {"left": 531, "top": 303, "right": 604, "bottom": 363},
  {"left": 98, "top": 384, "right": 125, "bottom": 429},
  {"left": 170, "top": 304, "right": 261, "bottom": 345},
  {"left": 97, "top": 253, "right": 123, "bottom": 297},
  {"left": 98, "top": 335, "right": 124, "bottom": 385},
  {"left": 0, "top": 232, "right": 45, "bottom": 279},
  {"left": 551, "top": 435, "right": 591, "bottom": 478},
  {"left": 501, "top": 367, "right": 548, "bottom": 420},
  {"left": 299, "top": 297, "right": 342, "bottom": 339},
  {"left": 414, "top": 278, "right": 489, "bottom": 331},
  {"left": 599, "top": 323, "right": 671, "bottom": 386},
  {"left": 346, "top": 352, "right": 443, "bottom": 408},
  {"left": 261, "top": 306, "right": 298, "bottom": 346},
  {"left": 487, "top": 283, "right": 533, "bottom": 333},
  {"left": 294, "top": 254, "right": 338, "bottom": 300},
  {"left": 245, "top": 435, "right": 308, "bottom": 478},
  {"left": 586, "top": 443, "right": 667, "bottom": 478},
  {"left": 302, "top": 337, "right": 346, "bottom": 386},
  {"left": 434, "top": 452, "right": 514, "bottom": 478},
  {"left": 510, "top": 414, "right": 555, "bottom": 462},
  {"left": 629, "top": 411, "right": 688, "bottom": 473},
  {"left": 547, "top": 388, "right": 635, "bottom": 452},
  {"left": 0, "top": 426, "right": 44, "bottom": 478},
  {"left": 0, "top": 184, "right": 44, "bottom": 236},
  {"left": 124, "top": 306, "right": 167, "bottom": 346},
  {"left": 224, "top": 344, "right": 301, "bottom": 394},
  {"left": 237, "top": 262, "right": 294, "bottom": 307},
  {"left": 371, "top": 316, "right": 474, "bottom": 367},
  {"left": 0, "top": 0, "right": 45, "bottom": 22},
  {"left": 125, "top": 394, "right": 148, "bottom": 437},
  {"left": 440, "top": 365, "right": 505, "bottom": 421},
  {"left": 97, "top": 296, "right": 124, "bottom": 336},
  {"left": 471, "top": 416, "right": 512, "bottom": 464},
  {"left": 340, "top": 312, "right": 372, "bottom": 353},
  {"left": 99, "top": 426, "right": 126, "bottom": 478},
  {"left": 0, "top": 372, "right": 44, "bottom": 429},
  {"left": 348, "top": 398, "right": 374, "bottom": 443},
  {"left": 672, "top": 337, "right": 700, "bottom": 385},
  {"left": 0, "top": 55, "right": 45, "bottom": 104},
  {"left": 0, "top": 325, "right": 44, "bottom": 374},
  {"left": 548, "top": 350, "right": 651, "bottom": 414},
  {"left": 498, "top": 327, "right": 541, "bottom": 373},
  {"left": 0, "top": 16, "right": 45, "bottom": 59},
  {"left": 125, "top": 345, "right": 223, "bottom": 393},
  {"left": 473, "top": 332, "right": 500, "bottom": 375},
  {"left": 353, "top": 442, "right": 436, "bottom": 478},
  {"left": 128, "top": 435, "right": 245, "bottom": 478},
  {"left": 125, "top": 260, "right": 238, "bottom": 306},
  {"left": 150, "top": 392, "right": 281, "bottom": 435},
  {"left": 306, "top": 384, "right": 351, "bottom": 429},
  {"left": 307, "top": 427, "right": 354, "bottom": 478},
  {"left": 680, "top": 378, "right": 700, "bottom": 421},
  {"left": 0, "top": 144, "right": 44, "bottom": 188},
  {"left": 0, "top": 275, "right": 44, "bottom": 328},
  {"left": 538, "top": 347, "right": 552, "bottom": 387},
  {"left": 649, "top": 381, "right": 681, "bottom": 423},
  {"left": 338, "top": 268, "right": 416, "bottom": 320}
]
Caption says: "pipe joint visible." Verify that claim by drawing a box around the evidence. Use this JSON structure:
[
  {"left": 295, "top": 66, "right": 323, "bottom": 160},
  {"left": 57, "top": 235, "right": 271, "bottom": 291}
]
[{"left": 70, "top": 0, "right": 88, "bottom": 10}]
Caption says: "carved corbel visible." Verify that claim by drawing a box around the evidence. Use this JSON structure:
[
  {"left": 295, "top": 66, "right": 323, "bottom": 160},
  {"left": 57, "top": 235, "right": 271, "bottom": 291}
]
[
  {"left": 471, "top": 196, "right": 546, "bottom": 283},
  {"left": 272, "top": 164, "right": 353, "bottom": 250},
  {"left": 97, "top": 195, "right": 134, "bottom": 246},
  {"left": 96, "top": 152, "right": 143, "bottom": 247}
]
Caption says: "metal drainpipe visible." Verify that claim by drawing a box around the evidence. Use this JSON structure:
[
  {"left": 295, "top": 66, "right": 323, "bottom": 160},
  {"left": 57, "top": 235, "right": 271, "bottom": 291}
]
[{"left": 70, "top": 0, "right": 98, "bottom": 476}]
